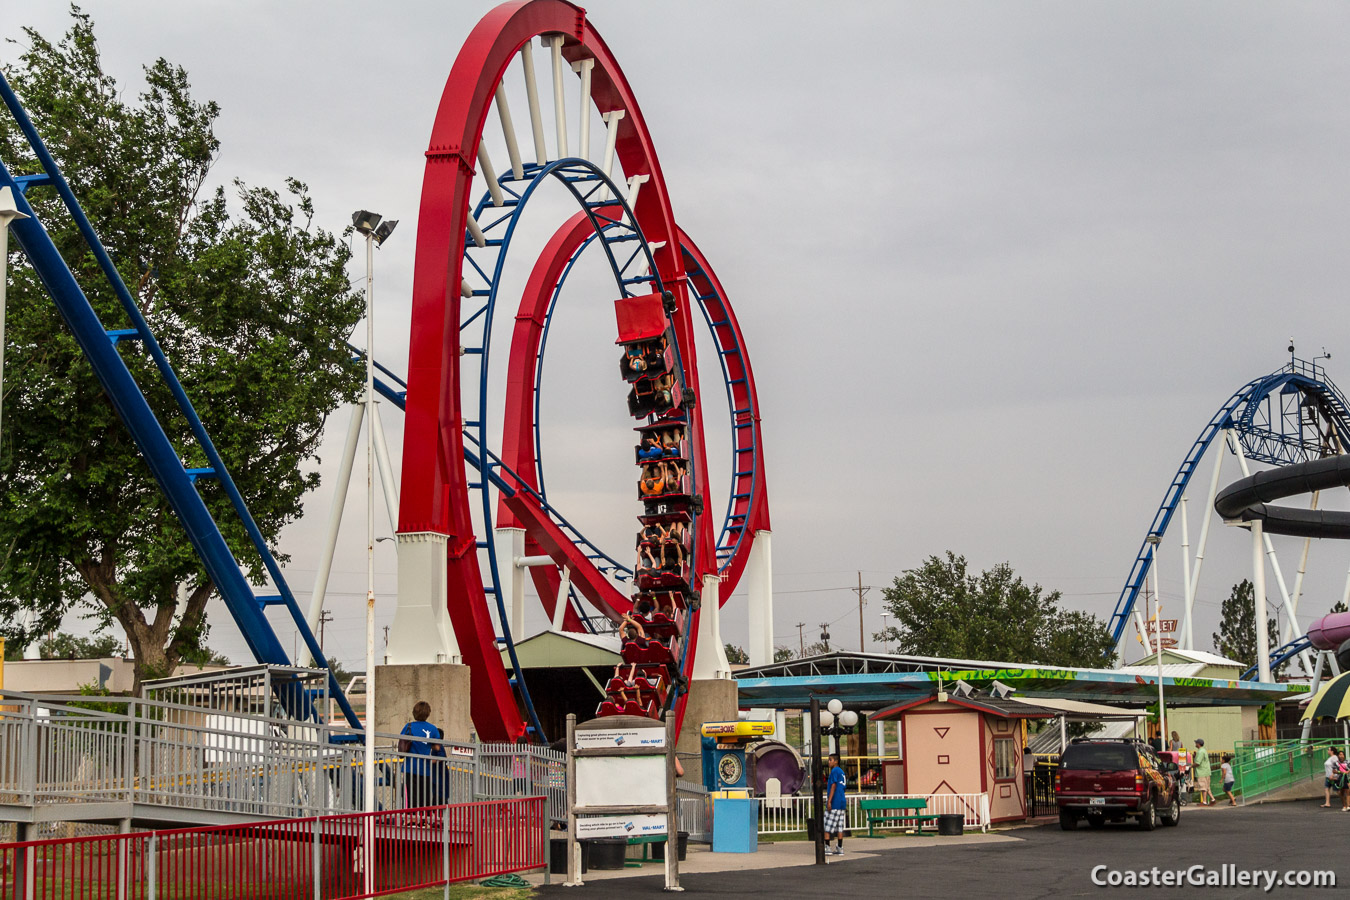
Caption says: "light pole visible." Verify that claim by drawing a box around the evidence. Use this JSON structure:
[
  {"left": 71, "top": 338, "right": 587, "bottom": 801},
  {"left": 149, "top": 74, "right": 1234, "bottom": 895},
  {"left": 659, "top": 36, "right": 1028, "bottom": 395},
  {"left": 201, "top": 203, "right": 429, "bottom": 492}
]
[
  {"left": 1147, "top": 535, "right": 1166, "bottom": 747},
  {"left": 351, "top": 210, "right": 396, "bottom": 890},
  {"left": 880, "top": 613, "right": 890, "bottom": 654},
  {"left": 0, "top": 186, "right": 30, "bottom": 446}
]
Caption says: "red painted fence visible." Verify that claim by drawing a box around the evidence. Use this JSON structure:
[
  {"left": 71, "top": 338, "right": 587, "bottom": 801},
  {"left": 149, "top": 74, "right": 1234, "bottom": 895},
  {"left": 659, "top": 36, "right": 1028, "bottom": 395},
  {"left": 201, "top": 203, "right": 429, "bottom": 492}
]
[{"left": 0, "top": 797, "right": 545, "bottom": 899}]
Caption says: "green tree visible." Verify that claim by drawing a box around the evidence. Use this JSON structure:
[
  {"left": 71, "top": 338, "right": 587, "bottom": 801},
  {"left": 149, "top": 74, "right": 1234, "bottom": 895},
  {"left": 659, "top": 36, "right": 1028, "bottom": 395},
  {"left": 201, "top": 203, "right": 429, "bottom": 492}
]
[
  {"left": 1212, "top": 580, "right": 1280, "bottom": 673},
  {"left": 0, "top": 11, "right": 362, "bottom": 691},
  {"left": 872, "top": 552, "right": 1116, "bottom": 667},
  {"left": 773, "top": 646, "right": 795, "bottom": 663},
  {"left": 724, "top": 644, "right": 750, "bottom": 665}
]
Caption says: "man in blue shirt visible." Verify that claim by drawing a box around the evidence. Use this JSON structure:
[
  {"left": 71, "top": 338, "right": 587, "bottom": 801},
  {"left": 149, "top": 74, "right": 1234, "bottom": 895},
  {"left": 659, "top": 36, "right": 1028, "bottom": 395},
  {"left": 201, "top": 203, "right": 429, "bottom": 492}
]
[
  {"left": 398, "top": 700, "right": 447, "bottom": 809},
  {"left": 824, "top": 753, "right": 847, "bottom": 855}
]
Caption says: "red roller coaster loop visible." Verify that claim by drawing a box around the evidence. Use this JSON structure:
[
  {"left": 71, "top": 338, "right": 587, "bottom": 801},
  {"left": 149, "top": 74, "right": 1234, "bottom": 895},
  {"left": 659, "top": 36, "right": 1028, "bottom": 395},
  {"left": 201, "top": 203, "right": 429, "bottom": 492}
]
[{"left": 399, "top": 0, "right": 767, "bottom": 742}]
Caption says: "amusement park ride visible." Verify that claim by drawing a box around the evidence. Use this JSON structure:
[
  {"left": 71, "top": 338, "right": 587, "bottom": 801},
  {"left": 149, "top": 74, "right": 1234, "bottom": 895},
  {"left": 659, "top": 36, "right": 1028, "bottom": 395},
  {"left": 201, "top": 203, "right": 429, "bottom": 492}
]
[
  {"left": 0, "top": 0, "right": 771, "bottom": 744},
  {"left": 1110, "top": 350, "right": 1350, "bottom": 685},
  {"left": 7, "top": 0, "right": 1350, "bottom": 758}
]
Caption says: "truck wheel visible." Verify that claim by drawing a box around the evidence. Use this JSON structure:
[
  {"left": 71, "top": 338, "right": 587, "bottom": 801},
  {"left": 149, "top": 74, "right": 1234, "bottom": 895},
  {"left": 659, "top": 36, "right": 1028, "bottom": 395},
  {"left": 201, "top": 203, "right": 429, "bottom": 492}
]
[
  {"left": 1137, "top": 798, "right": 1158, "bottom": 831},
  {"left": 1161, "top": 793, "right": 1181, "bottom": 826},
  {"left": 1059, "top": 811, "right": 1077, "bottom": 831}
]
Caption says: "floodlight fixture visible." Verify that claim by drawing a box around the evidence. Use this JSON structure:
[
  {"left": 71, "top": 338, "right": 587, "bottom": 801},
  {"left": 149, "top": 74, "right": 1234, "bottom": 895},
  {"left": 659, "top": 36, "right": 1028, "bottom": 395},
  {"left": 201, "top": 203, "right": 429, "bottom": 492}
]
[
  {"left": 373, "top": 219, "right": 398, "bottom": 246},
  {"left": 352, "top": 210, "right": 382, "bottom": 235}
]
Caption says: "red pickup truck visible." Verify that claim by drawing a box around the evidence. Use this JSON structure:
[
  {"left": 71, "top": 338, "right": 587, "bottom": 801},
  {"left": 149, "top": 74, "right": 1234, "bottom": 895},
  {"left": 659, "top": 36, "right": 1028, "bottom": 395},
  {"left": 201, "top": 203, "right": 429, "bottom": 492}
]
[{"left": 1055, "top": 739, "right": 1181, "bottom": 831}]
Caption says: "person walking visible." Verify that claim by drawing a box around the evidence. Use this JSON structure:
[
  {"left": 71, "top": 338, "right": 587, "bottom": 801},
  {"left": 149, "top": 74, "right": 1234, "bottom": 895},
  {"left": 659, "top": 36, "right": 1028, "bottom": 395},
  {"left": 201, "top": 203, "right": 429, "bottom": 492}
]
[
  {"left": 1322, "top": 746, "right": 1339, "bottom": 808},
  {"left": 1336, "top": 750, "right": 1350, "bottom": 811},
  {"left": 398, "top": 700, "right": 448, "bottom": 810},
  {"left": 1193, "top": 738, "right": 1214, "bottom": 806},
  {"left": 1219, "top": 754, "right": 1236, "bottom": 807},
  {"left": 824, "top": 753, "right": 847, "bottom": 856}
]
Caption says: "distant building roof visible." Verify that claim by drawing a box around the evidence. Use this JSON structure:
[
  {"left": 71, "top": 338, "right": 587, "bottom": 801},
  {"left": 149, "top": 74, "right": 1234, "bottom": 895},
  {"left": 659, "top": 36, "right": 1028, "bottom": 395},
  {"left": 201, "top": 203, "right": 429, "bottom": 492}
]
[{"left": 1126, "top": 648, "right": 1244, "bottom": 669}]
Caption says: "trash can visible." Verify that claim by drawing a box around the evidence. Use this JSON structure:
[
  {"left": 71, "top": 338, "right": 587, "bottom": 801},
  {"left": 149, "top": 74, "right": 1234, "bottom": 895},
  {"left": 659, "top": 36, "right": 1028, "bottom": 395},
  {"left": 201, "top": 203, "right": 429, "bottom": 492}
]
[
  {"left": 937, "top": 814, "right": 964, "bottom": 836},
  {"left": 589, "top": 837, "right": 628, "bottom": 870},
  {"left": 652, "top": 831, "right": 688, "bottom": 861},
  {"left": 549, "top": 838, "right": 589, "bottom": 874}
]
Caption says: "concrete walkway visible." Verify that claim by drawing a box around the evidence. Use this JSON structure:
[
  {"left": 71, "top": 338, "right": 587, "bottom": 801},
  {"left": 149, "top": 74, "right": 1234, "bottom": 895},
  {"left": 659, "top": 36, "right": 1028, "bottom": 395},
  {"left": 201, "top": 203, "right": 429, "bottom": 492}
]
[{"left": 527, "top": 830, "right": 1018, "bottom": 885}]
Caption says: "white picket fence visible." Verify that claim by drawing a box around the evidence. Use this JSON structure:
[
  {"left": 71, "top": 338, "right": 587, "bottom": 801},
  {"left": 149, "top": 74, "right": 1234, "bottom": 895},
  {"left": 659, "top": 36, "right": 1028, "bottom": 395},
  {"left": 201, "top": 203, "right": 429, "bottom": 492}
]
[{"left": 757, "top": 792, "right": 991, "bottom": 835}]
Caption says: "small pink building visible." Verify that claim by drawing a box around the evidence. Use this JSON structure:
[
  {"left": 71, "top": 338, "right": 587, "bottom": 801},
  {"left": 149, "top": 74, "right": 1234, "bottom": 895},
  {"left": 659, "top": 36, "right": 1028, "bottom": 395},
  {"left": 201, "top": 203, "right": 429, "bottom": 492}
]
[{"left": 873, "top": 693, "right": 1055, "bottom": 824}]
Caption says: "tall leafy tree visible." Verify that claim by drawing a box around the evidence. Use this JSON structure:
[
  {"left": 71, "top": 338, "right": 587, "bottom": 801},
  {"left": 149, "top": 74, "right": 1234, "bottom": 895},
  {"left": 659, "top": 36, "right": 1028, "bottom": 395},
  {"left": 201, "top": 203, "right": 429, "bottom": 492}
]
[
  {"left": 1212, "top": 580, "right": 1280, "bottom": 673},
  {"left": 872, "top": 552, "right": 1117, "bottom": 667},
  {"left": 0, "top": 11, "right": 362, "bottom": 689}
]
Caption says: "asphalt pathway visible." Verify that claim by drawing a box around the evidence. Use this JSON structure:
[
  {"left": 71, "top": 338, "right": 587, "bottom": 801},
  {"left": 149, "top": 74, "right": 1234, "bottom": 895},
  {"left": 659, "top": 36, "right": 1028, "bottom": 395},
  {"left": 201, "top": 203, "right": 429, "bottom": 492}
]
[{"left": 540, "top": 800, "right": 1345, "bottom": 899}]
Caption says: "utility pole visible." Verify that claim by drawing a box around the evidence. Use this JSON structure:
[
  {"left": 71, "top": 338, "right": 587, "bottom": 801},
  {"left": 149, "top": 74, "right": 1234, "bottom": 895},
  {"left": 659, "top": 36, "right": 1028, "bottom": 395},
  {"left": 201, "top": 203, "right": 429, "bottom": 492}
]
[
  {"left": 854, "top": 571, "right": 870, "bottom": 652},
  {"left": 819, "top": 623, "right": 831, "bottom": 653},
  {"left": 317, "top": 609, "right": 334, "bottom": 655},
  {"left": 796, "top": 622, "right": 806, "bottom": 658}
]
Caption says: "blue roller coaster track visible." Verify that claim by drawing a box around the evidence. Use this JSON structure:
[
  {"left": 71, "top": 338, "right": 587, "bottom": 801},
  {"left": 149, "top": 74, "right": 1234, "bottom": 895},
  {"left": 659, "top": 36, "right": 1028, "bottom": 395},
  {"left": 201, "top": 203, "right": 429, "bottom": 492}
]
[
  {"left": 1110, "top": 356, "right": 1350, "bottom": 651},
  {"left": 0, "top": 72, "right": 359, "bottom": 727}
]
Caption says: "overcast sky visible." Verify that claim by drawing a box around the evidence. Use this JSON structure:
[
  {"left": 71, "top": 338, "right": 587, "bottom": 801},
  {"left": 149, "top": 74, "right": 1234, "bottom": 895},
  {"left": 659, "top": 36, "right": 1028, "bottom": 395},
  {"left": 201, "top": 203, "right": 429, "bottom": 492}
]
[{"left": 5, "top": 1, "right": 1350, "bottom": 672}]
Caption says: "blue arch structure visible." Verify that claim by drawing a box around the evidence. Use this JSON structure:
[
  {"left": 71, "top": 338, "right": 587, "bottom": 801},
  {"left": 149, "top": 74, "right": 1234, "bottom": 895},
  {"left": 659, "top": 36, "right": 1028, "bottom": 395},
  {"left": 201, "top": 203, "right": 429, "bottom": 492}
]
[{"left": 1109, "top": 357, "right": 1350, "bottom": 650}]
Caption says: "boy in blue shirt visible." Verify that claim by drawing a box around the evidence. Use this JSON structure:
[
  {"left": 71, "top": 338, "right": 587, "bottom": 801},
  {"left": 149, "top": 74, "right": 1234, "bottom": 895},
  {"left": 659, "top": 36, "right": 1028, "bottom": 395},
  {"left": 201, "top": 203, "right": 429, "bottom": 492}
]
[
  {"left": 825, "top": 753, "right": 847, "bottom": 855},
  {"left": 398, "top": 700, "right": 447, "bottom": 809}
]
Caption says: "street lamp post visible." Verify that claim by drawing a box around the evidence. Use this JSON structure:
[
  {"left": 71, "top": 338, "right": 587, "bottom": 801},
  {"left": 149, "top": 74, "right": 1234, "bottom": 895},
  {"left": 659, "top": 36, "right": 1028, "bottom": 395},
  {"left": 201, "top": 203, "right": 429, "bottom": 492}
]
[
  {"left": 351, "top": 210, "right": 396, "bottom": 892},
  {"left": 1147, "top": 535, "right": 1166, "bottom": 747},
  {"left": 0, "top": 186, "right": 30, "bottom": 446},
  {"left": 811, "top": 698, "right": 858, "bottom": 864}
]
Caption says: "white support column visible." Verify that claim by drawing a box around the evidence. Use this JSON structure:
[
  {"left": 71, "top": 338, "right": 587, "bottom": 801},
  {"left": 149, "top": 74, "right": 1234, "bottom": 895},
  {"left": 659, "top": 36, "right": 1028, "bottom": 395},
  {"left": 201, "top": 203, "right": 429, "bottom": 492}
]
[
  {"left": 476, "top": 142, "right": 504, "bottom": 207},
  {"left": 1283, "top": 490, "right": 1318, "bottom": 648},
  {"left": 302, "top": 401, "right": 364, "bottom": 666},
  {"left": 1252, "top": 519, "right": 1272, "bottom": 683},
  {"left": 520, "top": 42, "right": 548, "bottom": 163},
  {"left": 596, "top": 110, "right": 625, "bottom": 201},
  {"left": 466, "top": 214, "right": 487, "bottom": 248},
  {"left": 544, "top": 34, "right": 568, "bottom": 159},
  {"left": 1134, "top": 609, "right": 1153, "bottom": 656},
  {"left": 385, "top": 532, "right": 460, "bottom": 664},
  {"left": 745, "top": 531, "right": 774, "bottom": 667},
  {"left": 494, "top": 527, "right": 527, "bottom": 638},
  {"left": 876, "top": 720, "right": 886, "bottom": 759},
  {"left": 627, "top": 173, "right": 650, "bottom": 212},
  {"left": 553, "top": 565, "right": 572, "bottom": 632},
  {"left": 494, "top": 85, "right": 525, "bottom": 180},
  {"left": 1301, "top": 650, "right": 1329, "bottom": 741},
  {"left": 1180, "top": 499, "right": 1194, "bottom": 651},
  {"left": 1186, "top": 433, "right": 1228, "bottom": 649},
  {"left": 692, "top": 576, "right": 732, "bottom": 680},
  {"left": 370, "top": 402, "right": 400, "bottom": 534},
  {"left": 571, "top": 59, "right": 594, "bottom": 159}
]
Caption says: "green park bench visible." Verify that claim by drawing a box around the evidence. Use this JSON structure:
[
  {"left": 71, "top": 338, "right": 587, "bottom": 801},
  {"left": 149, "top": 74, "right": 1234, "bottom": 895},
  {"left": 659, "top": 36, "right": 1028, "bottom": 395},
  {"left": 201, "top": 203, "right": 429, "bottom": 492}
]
[{"left": 859, "top": 798, "right": 941, "bottom": 836}]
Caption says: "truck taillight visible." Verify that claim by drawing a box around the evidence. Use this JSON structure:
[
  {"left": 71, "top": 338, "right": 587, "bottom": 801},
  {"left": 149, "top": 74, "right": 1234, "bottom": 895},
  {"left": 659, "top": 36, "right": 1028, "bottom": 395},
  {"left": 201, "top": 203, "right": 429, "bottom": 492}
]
[
  {"left": 1054, "top": 773, "right": 1060, "bottom": 791},
  {"left": 1135, "top": 773, "right": 1146, "bottom": 793}
]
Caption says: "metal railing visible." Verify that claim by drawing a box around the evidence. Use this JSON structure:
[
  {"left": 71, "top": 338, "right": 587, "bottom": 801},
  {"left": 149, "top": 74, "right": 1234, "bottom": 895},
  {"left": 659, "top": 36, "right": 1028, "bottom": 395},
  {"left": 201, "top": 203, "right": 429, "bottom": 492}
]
[
  {"left": 675, "top": 781, "right": 712, "bottom": 843},
  {"left": 0, "top": 797, "right": 545, "bottom": 900},
  {"left": 1232, "top": 738, "right": 1350, "bottom": 804},
  {"left": 0, "top": 690, "right": 559, "bottom": 821},
  {"left": 757, "top": 792, "right": 991, "bottom": 834}
]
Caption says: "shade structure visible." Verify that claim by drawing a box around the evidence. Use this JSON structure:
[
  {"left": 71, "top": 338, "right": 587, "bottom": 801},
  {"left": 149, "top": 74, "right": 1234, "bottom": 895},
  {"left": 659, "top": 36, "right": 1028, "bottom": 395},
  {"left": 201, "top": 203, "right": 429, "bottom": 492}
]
[{"left": 1300, "top": 671, "right": 1350, "bottom": 722}]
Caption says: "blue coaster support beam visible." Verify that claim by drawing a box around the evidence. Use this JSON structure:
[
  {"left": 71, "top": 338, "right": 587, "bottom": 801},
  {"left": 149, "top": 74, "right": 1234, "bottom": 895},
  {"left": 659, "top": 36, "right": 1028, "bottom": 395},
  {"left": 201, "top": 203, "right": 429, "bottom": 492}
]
[{"left": 0, "top": 70, "right": 359, "bottom": 728}]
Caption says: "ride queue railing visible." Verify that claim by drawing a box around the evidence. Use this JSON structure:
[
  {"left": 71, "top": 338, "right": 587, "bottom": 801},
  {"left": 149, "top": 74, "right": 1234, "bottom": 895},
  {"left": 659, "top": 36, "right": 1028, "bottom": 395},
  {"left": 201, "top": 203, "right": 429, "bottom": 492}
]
[
  {"left": 0, "top": 797, "right": 545, "bottom": 900},
  {"left": 1232, "top": 738, "right": 1350, "bottom": 804},
  {"left": 0, "top": 690, "right": 564, "bottom": 819},
  {"left": 756, "top": 792, "right": 991, "bottom": 834}
]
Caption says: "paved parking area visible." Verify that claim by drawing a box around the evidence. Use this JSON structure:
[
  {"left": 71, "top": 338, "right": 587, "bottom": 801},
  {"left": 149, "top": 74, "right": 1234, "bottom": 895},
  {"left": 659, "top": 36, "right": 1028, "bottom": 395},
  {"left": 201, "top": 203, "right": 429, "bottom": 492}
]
[{"left": 539, "top": 800, "right": 1344, "bottom": 898}]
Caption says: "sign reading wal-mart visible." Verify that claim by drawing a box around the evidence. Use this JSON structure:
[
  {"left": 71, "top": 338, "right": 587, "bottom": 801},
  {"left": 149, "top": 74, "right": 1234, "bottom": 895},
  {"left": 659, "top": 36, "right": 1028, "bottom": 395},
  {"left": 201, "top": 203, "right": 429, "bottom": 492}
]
[
  {"left": 575, "top": 814, "right": 668, "bottom": 839},
  {"left": 574, "top": 727, "right": 666, "bottom": 750}
]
